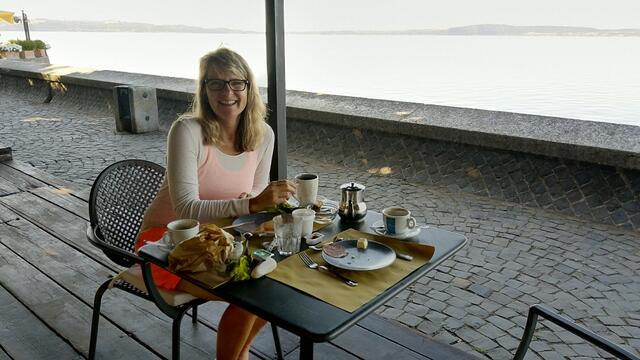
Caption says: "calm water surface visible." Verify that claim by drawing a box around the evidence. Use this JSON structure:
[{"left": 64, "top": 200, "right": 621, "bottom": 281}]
[{"left": 5, "top": 31, "right": 640, "bottom": 126}]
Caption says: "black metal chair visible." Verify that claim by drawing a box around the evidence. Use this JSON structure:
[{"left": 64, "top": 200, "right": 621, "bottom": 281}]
[
  {"left": 87, "top": 159, "right": 284, "bottom": 360},
  {"left": 514, "top": 304, "right": 639, "bottom": 360},
  {"left": 86, "top": 159, "right": 206, "bottom": 360}
]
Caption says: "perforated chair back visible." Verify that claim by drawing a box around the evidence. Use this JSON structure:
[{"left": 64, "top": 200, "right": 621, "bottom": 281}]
[{"left": 89, "top": 159, "right": 165, "bottom": 267}]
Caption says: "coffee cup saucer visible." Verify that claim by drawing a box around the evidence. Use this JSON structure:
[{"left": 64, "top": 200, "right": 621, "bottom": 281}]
[
  {"left": 370, "top": 220, "right": 421, "bottom": 240},
  {"left": 146, "top": 232, "right": 174, "bottom": 250}
]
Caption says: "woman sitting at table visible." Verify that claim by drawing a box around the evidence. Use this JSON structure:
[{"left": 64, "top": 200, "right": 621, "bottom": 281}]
[{"left": 136, "top": 47, "right": 296, "bottom": 360}]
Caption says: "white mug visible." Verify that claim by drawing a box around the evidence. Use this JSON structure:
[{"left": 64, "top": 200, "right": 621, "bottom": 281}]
[
  {"left": 295, "top": 173, "right": 319, "bottom": 207},
  {"left": 382, "top": 207, "right": 416, "bottom": 235},
  {"left": 166, "top": 219, "right": 200, "bottom": 246},
  {"left": 292, "top": 208, "right": 315, "bottom": 238}
]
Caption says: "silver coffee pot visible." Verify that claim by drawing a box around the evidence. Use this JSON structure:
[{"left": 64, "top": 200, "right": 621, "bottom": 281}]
[{"left": 338, "top": 182, "right": 367, "bottom": 222}]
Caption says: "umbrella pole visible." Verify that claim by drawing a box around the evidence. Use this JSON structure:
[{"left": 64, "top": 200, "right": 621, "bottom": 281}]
[{"left": 22, "top": 10, "right": 30, "bottom": 41}]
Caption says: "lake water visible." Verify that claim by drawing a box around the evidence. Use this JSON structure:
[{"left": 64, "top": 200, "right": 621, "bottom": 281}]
[{"left": 3, "top": 31, "right": 640, "bottom": 126}]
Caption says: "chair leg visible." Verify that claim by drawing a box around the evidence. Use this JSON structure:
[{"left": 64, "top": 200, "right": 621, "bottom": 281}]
[
  {"left": 271, "top": 323, "right": 284, "bottom": 360},
  {"left": 172, "top": 309, "right": 188, "bottom": 360},
  {"left": 191, "top": 305, "right": 198, "bottom": 324},
  {"left": 89, "top": 279, "right": 111, "bottom": 360}
]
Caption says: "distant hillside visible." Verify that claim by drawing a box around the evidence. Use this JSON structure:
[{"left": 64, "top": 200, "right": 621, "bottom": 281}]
[
  {"left": 303, "top": 24, "right": 640, "bottom": 36},
  {"left": 0, "top": 19, "right": 258, "bottom": 33},
  {"left": 438, "top": 24, "right": 640, "bottom": 36},
  {"left": 1, "top": 20, "right": 639, "bottom": 36}
]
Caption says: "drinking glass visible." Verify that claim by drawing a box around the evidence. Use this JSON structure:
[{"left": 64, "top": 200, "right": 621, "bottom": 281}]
[
  {"left": 292, "top": 208, "right": 315, "bottom": 238},
  {"left": 273, "top": 214, "right": 302, "bottom": 256}
]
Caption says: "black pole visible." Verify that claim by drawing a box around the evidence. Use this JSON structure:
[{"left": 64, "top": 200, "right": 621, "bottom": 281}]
[
  {"left": 22, "top": 10, "right": 30, "bottom": 41},
  {"left": 265, "top": 0, "right": 287, "bottom": 180}
]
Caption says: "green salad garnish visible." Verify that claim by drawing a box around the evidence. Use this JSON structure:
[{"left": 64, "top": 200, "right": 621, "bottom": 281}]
[
  {"left": 264, "top": 202, "right": 297, "bottom": 214},
  {"left": 229, "top": 255, "right": 251, "bottom": 281}
]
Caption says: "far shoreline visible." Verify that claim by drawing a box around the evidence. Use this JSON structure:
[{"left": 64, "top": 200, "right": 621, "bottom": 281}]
[{"left": 2, "top": 22, "right": 640, "bottom": 37}]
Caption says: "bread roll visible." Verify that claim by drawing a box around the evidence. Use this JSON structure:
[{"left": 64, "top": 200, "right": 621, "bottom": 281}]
[
  {"left": 251, "top": 257, "right": 277, "bottom": 278},
  {"left": 256, "top": 220, "right": 274, "bottom": 233}
]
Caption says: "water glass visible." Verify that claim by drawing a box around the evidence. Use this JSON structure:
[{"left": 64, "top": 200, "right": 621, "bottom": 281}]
[{"left": 273, "top": 214, "right": 302, "bottom": 256}]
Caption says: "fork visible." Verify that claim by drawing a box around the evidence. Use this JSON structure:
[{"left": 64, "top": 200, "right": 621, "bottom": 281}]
[{"left": 298, "top": 252, "right": 358, "bottom": 287}]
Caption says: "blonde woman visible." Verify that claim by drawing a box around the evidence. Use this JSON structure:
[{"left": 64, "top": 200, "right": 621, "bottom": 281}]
[{"left": 137, "top": 48, "right": 295, "bottom": 360}]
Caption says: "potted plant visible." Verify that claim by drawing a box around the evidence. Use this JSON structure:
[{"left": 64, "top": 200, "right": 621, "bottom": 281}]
[
  {"left": 0, "top": 42, "right": 22, "bottom": 59},
  {"left": 33, "top": 40, "right": 49, "bottom": 58},
  {"left": 12, "top": 39, "right": 36, "bottom": 59}
]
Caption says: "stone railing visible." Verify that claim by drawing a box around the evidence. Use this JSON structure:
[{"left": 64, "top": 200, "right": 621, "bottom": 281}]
[{"left": 1, "top": 60, "right": 639, "bottom": 230}]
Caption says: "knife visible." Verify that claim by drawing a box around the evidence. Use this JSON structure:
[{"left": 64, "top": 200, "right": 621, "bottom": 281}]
[{"left": 221, "top": 221, "right": 254, "bottom": 230}]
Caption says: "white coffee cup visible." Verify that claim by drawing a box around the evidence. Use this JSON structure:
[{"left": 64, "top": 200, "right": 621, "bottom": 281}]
[
  {"left": 382, "top": 207, "right": 416, "bottom": 235},
  {"left": 166, "top": 219, "right": 200, "bottom": 246},
  {"left": 295, "top": 173, "right": 319, "bottom": 207},
  {"left": 292, "top": 208, "right": 315, "bottom": 238}
]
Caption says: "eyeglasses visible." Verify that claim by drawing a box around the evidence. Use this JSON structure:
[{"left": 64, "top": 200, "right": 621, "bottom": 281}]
[{"left": 204, "top": 79, "right": 249, "bottom": 91}]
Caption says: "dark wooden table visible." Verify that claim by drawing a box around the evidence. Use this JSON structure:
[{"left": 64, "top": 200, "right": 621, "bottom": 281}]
[{"left": 139, "top": 211, "right": 467, "bottom": 360}]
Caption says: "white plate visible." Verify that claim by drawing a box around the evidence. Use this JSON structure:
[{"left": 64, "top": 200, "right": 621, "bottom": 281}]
[
  {"left": 232, "top": 212, "right": 277, "bottom": 234},
  {"left": 313, "top": 217, "right": 333, "bottom": 225},
  {"left": 371, "top": 220, "right": 421, "bottom": 240},
  {"left": 321, "top": 239, "right": 395, "bottom": 271}
]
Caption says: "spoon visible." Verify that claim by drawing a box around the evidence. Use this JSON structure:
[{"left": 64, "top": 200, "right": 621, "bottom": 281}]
[{"left": 370, "top": 224, "right": 430, "bottom": 234}]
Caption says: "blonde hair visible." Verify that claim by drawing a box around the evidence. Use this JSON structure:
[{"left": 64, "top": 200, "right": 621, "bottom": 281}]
[{"left": 189, "top": 48, "right": 266, "bottom": 151}]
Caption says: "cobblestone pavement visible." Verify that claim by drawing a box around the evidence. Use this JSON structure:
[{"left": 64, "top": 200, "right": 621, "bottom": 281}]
[{"left": 1, "top": 91, "right": 639, "bottom": 360}]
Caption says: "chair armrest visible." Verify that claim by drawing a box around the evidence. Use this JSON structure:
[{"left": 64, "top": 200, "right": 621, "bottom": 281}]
[
  {"left": 86, "top": 222, "right": 144, "bottom": 264},
  {"left": 87, "top": 223, "right": 201, "bottom": 315},
  {"left": 139, "top": 261, "right": 198, "bottom": 317},
  {"left": 140, "top": 260, "right": 177, "bottom": 317},
  {"left": 514, "top": 304, "right": 639, "bottom": 360}
]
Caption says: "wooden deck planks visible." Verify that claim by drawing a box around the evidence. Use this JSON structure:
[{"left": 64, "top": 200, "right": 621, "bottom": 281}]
[
  {"left": 0, "top": 238, "right": 158, "bottom": 359},
  {"left": 0, "top": 286, "right": 83, "bottom": 360},
  {"left": 0, "top": 176, "right": 21, "bottom": 197},
  {"left": 285, "top": 342, "right": 360, "bottom": 359},
  {"left": 0, "top": 163, "right": 47, "bottom": 196},
  {"left": 30, "top": 186, "right": 89, "bottom": 220},
  {"left": 1, "top": 161, "right": 90, "bottom": 202},
  {"left": 357, "top": 315, "right": 483, "bottom": 360},
  {"left": 331, "top": 323, "right": 429, "bottom": 360},
  {"left": 0, "top": 192, "right": 117, "bottom": 271},
  {"left": 0, "top": 348, "right": 12, "bottom": 360}
]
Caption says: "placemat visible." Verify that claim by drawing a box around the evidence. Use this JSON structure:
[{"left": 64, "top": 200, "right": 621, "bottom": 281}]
[{"left": 266, "top": 228, "right": 435, "bottom": 312}]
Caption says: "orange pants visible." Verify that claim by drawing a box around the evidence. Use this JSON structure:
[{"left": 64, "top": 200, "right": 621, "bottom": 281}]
[{"left": 135, "top": 227, "right": 181, "bottom": 290}]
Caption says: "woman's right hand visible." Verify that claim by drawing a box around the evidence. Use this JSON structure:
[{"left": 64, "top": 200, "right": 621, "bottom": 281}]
[{"left": 249, "top": 180, "right": 297, "bottom": 213}]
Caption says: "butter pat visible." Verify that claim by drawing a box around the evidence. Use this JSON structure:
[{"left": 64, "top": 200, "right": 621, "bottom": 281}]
[{"left": 357, "top": 238, "right": 368, "bottom": 250}]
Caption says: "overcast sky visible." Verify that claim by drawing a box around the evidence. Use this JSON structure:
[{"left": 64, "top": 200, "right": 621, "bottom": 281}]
[{"left": 3, "top": 0, "right": 640, "bottom": 31}]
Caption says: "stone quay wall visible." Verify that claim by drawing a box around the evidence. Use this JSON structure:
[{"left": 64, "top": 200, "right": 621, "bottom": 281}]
[{"left": 1, "top": 61, "right": 639, "bottom": 230}]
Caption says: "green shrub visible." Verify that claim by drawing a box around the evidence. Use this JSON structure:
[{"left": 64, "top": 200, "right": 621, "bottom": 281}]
[
  {"left": 33, "top": 40, "right": 46, "bottom": 50},
  {"left": 22, "top": 40, "right": 36, "bottom": 51},
  {"left": 8, "top": 39, "right": 36, "bottom": 51}
]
